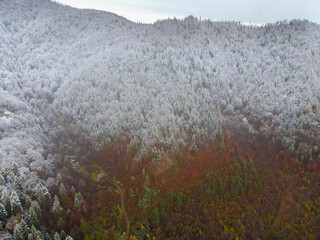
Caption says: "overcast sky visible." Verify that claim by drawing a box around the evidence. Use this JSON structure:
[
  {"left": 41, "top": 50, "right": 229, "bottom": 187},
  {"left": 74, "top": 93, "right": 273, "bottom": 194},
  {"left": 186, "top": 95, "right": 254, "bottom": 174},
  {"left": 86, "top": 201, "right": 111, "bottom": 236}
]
[{"left": 56, "top": 0, "right": 320, "bottom": 24}]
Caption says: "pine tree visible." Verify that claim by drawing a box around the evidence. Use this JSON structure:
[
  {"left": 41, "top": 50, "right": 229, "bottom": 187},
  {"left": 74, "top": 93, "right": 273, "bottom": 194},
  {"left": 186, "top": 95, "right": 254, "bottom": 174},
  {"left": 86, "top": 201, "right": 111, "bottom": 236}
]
[
  {"left": 35, "top": 184, "right": 51, "bottom": 209},
  {"left": 54, "top": 232, "right": 61, "bottom": 240},
  {"left": 29, "top": 201, "right": 42, "bottom": 228},
  {"left": 59, "top": 183, "right": 67, "bottom": 205},
  {"left": 20, "top": 219, "right": 29, "bottom": 240},
  {"left": 14, "top": 176, "right": 23, "bottom": 192},
  {"left": 52, "top": 195, "right": 62, "bottom": 219},
  {"left": 10, "top": 190, "right": 22, "bottom": 216},
  {"left": 1, "top": 189, "right": 11, "bottom": 215},
  {"left": 74, "top": 192, "right": 84, "bottom": 208},
  {"left": 30, "top": 225, "right": 41, "bottom": 240},
  {"left": 56, "top": 173, "right": 62, "bottom": 186},
  {"left": 0, "top": 202, "right": 7, "bottom": 221},
  {"left": 12, "top": 162, "right": 20, "bottom": 176},
  {"left": 65, "top": 236, "right": 73, "bottom": 240},
  {"left": 25, "top": 195, "right": 32, "bottom": 209},
  {"left": 0, "top": 173, "right": 6, "bottom": 185},
  {"left": 60, "top": 230, "right": 66, "bottom": 240},
  {"left": 14, "top": 224, "right": 23, "bottom": 240},
  {"left": 14, "top": 176, "right": 24, "bottom": 200}
]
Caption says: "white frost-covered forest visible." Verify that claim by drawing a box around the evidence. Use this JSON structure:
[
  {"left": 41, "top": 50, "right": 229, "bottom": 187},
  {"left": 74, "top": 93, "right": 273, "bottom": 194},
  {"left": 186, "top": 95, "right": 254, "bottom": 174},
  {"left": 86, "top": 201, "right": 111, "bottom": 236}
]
[{"left": 0, "top": 0, "right": 320, "bottom": 238}]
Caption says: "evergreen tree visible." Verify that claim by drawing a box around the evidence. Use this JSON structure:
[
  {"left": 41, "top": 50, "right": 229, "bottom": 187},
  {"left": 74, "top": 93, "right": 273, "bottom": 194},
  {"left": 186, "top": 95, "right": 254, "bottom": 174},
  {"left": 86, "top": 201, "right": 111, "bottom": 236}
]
[
  {"left": 12, "top": 162, "right": 20, "bottom": 176},
  {"left": 14, "top": 224, "right": 23, "bottom": 240},
  {"left": 56, "top": 173, "right": 62, "bottom": 186},
  {"left": 35, "top": 184, "right": 51, "bottom": 209},
  {"left": 74, "top": 192, "right": 84, "bottom": 208},
  {"left": 29, "top": 225, "right": 41, "bottom": 240},
  {"left": 60, "top": 230, "right": 66, "bottom": 240},
  {"left": 65, "top": 236, "right": 73, "bottom": 240},
  {"left": 14, "top": 176, "right": 23, "bottom": 192},
  {"left": 25, "top": 195, "right": 32, "bottom": 209},
  {"left": 29, "top": 201, "right": 42, "bottom": 228},
  {"left": 20, "top": 219, "right": 29, "bottom": 240},
  {"left": 59, "top": 183, "right": 67, "bottom": 205},
  {"left": 0, "top": 173, "right": 6, "bottom": 185},
  {"left": 54, "top": 232, "right": 61, "bottom": 240},
  {"left": 1, "top": 189, "right": 11, "bottom": 215},
  {"left": 52, "top": 195, "right": 62, "bottom": 219},
  {"left": 0, "top": 203, "right": 7, "bottom": 221},
  {"left": 10, "top": 190, "right": 22, "bottom": 215},
  {"left": 44, "top": 232, "right": 52, "bottom": 240}
]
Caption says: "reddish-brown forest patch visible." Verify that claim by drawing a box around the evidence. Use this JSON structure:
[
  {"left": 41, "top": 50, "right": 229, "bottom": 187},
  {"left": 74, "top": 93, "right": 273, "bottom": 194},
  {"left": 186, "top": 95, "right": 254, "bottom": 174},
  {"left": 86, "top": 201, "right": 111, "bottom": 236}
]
[{"left": 46, "top": 127, "right": 320, "bottom": 240}]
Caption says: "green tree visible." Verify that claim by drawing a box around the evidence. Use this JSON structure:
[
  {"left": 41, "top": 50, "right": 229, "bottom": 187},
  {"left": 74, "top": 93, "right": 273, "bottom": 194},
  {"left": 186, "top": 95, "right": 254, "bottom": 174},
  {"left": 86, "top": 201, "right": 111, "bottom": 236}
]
[
  {"left": 35, "top": 184, "right": 51, "bottom": 209},
  {"left": 1, "top": 189, "right": 11, "bottom": 215},
  {"left": 29, "top": 201, "right": 42, "bottom": 228},
  {"left": 10, "top": 190, "right": 22, "bottom": 215},
  {"left": 52, "top": 195, "right": 63, "bottom": 219},
  {"left": 0, "top": 203, "right": 7, "bottom": 221},
  {"left": 148, "top": 208, "right": 160, "bottom": 229},
  {"left": 59, "top": 183, "right": 68, "bottom": 205},
  {"left": 54, "top": 232, "right": 61, "bottom": 240},
  {"left": 74, "top": 192, "right": 84, "bottom": 208},
  {"left": 14, "top": 224, "right": 23, "bottom": 240},
  {"left": 20, "top": 219, "right": 29, "bottom": 240},
  {"left": 56, "top": 173, "right": 62, "bottom": 186},
  {"left": 30, "top": 225, "right": 41, "bottom": 240},
  {"left": 57, "top": 217, "right": 66, "bottom": 230}
]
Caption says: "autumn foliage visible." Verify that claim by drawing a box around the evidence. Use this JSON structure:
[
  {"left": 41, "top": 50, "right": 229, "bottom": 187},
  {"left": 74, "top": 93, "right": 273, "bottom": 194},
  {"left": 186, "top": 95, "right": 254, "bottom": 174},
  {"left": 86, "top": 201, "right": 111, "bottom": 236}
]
[{"left": 42, "top": 127, "right": 320, "bottom": 240}]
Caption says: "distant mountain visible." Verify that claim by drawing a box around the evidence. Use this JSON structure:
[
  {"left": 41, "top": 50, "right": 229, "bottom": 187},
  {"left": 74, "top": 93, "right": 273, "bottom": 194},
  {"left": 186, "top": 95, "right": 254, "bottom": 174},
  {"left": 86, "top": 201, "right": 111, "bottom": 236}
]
[{"left": 1, "top": 0, "right": 320, "bottom": 190}]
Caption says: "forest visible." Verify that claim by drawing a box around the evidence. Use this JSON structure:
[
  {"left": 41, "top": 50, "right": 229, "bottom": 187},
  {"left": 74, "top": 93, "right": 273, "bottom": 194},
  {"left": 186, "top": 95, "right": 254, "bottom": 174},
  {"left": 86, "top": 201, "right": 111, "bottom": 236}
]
[{"left": 0, "top": 0, "right": 320, "bottom": 239}]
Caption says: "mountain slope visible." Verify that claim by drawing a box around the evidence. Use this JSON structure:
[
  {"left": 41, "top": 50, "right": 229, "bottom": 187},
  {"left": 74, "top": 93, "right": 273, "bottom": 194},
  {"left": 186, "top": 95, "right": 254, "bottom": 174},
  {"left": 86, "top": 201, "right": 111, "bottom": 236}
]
[{"left": 0, "top": 0, "right": 320, "bottom": 238}]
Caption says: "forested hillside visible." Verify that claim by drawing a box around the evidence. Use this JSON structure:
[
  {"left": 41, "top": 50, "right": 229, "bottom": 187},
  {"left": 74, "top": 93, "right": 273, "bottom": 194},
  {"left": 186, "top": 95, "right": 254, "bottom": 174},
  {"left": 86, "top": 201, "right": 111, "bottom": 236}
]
[{"left": 0, "top": 0, "right": 320, "bottom": 239}]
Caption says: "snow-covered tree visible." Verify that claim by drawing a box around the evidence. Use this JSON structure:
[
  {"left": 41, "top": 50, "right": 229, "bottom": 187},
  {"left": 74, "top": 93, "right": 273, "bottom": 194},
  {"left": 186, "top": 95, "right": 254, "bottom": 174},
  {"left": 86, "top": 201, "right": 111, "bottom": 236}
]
[
  {"left": 0, "top": 203, "right": 7, "bottom": 220},
  {"left": 34, "top": 184, "right": 51, "bottom": 209},
  {"left": 20, "top": 219, "right": 29, "bottom": 240},
  {"left": 1, "top": 189, "right": 11, "bottom": 215},
  {"left": 29, "top": 225, "right": 41, "bottom": 240},
  {"left": 74, "top": 192, "right": 84, "bottom": 208},
  {"left": 14, "top": 175, "right": 23, "bottom": 193},
  {"left": 52, "top": 195, "right": 62, "bottom": 219},
  {"left": 10, "top": 190, "right": 22, "bottom": 215},
  {"left": 0, "top": 173, "right": 6, "bottom": 185},
  {"left": 11, "top": 162, "right": 20, "bottom": 176},
  {"left": 29, "top": 201, "right": 42, "bottom": 228},
  {"left": 54, "top": 232, "right": 61, "bottom": 240},
  {"left": 14, "top": 224, "right": 23, "bottom": 240}
]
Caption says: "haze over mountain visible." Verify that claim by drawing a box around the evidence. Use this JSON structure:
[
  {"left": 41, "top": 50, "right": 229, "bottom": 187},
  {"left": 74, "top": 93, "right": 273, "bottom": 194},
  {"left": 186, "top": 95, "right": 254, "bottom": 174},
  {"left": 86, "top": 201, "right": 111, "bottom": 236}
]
[{"left": 0, "top": 1, "right": 320, "bottom": 238}]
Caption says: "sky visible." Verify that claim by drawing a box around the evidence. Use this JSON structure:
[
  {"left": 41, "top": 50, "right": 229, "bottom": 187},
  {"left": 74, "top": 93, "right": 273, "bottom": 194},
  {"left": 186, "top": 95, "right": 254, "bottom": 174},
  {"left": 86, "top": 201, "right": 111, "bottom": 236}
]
[{"left": 56, "top": 0, "right": 320, "bottom": 24}]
